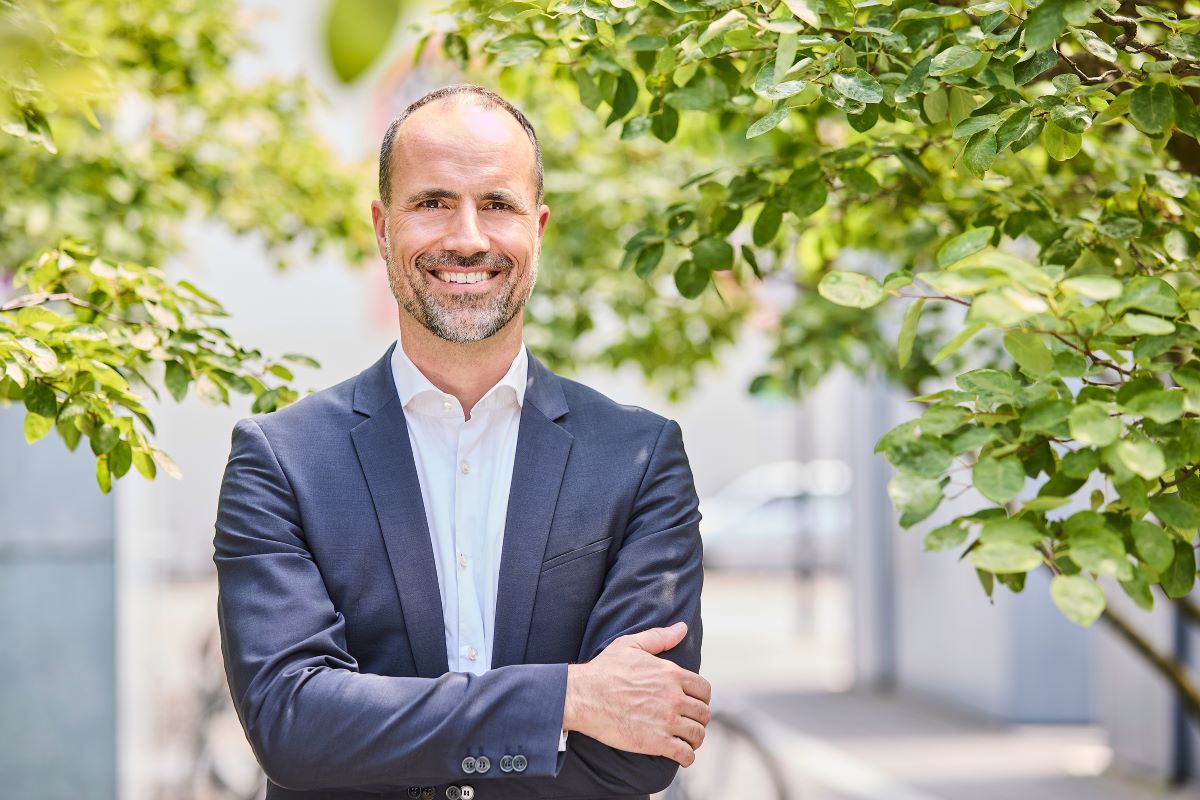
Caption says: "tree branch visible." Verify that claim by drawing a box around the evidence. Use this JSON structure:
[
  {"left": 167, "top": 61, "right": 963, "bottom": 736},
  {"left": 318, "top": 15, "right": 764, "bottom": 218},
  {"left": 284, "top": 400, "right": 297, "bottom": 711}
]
[{"left": 1100, "top": 603, "right": 1200, "bottom": 729}]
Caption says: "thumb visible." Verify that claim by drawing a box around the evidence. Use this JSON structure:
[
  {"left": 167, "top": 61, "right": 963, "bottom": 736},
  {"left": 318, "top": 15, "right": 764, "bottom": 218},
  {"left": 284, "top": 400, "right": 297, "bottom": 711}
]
[{"left": 624, "top": 621, "right": 688, "bottom": 655}]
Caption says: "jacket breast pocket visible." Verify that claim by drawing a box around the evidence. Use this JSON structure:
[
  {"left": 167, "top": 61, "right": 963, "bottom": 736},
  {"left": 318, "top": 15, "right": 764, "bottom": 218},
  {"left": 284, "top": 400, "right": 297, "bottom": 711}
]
[{"left": 540, "top": 536, "right": 613, "bottom": 573}]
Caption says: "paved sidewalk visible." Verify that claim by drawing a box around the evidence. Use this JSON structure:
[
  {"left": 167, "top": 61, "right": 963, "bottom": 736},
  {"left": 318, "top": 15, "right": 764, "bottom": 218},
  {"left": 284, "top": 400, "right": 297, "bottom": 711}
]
[{"left": 722, "top": 689, "right": 1199, "bottom": 800}]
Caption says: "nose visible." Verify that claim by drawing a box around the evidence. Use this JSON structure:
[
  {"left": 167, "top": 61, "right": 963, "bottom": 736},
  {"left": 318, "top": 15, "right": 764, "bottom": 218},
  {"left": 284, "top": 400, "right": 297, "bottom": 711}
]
[{"left": 442, "top": 205, "right": 490, "bottom": 256}]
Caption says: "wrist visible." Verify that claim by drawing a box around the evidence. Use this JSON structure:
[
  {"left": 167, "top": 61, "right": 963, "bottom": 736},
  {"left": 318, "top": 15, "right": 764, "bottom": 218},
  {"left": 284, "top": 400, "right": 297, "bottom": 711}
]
[{"left": 563, "top": 663, "right": 585, "bottom": 732}]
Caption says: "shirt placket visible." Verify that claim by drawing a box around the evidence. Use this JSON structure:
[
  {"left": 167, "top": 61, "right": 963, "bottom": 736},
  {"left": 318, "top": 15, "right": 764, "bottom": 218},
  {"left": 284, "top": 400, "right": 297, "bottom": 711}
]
[{"left": 454, "top": 412, "right": 487, "bottom": 674}]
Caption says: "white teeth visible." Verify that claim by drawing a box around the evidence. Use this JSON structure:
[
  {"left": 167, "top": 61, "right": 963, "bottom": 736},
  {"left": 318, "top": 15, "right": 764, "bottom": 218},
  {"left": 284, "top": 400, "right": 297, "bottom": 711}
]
[{"left": 433, "top": 271, "right": 496, "bottom": 284}]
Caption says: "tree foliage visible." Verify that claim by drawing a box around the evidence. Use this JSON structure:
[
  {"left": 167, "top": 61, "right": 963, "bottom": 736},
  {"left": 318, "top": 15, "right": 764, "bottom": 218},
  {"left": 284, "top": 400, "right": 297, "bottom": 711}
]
[
  {"left": 1, "top": 0, "right": 374, "bottom": 490},
  {"left": 439, "top": 0, "right": 1200, "bottom": 633}
]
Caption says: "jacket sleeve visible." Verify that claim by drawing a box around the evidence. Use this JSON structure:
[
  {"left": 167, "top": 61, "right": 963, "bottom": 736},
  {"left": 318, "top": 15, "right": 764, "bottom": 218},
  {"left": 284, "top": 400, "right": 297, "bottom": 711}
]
[
  {"left": 515, "top": 417, "right": 705, "bottom": 798},
  {"left": 213, "top": 417, "right": 569, "bottom": 792}
]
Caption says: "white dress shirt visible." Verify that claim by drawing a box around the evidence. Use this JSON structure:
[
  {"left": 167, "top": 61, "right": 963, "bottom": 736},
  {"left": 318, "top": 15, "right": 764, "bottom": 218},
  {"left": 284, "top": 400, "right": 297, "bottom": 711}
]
[{"left": 390, "top": 339, "right": 568, "bottom": 752}]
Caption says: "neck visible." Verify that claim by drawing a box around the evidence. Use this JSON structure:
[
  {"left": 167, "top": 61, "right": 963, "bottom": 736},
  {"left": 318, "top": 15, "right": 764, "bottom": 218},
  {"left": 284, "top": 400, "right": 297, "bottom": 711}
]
[{"left": 397, "top": 311, "right": 524, "bottom": 416}]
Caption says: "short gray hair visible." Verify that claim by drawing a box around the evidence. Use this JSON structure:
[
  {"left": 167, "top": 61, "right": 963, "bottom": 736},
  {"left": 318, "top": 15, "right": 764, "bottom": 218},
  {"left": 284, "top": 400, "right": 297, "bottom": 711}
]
[{"left": 378, "top": 83, "right": 544, "bottom": 207}]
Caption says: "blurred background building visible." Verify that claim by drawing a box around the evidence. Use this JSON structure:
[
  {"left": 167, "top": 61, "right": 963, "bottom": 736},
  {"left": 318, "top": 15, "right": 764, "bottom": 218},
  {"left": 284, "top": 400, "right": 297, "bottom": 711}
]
[{"left": 2, "top": 1, "right": 1198, "bottom": 799}]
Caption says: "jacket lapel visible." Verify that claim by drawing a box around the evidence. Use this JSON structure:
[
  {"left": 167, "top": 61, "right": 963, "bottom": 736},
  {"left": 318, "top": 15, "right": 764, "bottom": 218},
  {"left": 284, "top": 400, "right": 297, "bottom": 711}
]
[
  {"left": 491, "top": 355, "right": 573, "bottom": 669},
  {"left": 349, "top": 343, "right": 449, "bottom": 678}
]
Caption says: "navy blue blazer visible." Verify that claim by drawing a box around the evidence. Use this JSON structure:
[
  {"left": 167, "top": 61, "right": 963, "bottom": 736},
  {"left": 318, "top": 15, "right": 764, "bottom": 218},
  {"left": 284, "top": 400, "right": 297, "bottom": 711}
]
[{"left": 213, "top": 343, "right": 704, "bottom": 799}]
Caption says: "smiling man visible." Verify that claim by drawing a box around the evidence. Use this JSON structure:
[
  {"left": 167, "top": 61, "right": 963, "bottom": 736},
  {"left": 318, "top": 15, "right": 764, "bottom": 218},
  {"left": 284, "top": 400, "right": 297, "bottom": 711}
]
[{"left": 213, "top": 84, "right": 709, "bottom": 800}]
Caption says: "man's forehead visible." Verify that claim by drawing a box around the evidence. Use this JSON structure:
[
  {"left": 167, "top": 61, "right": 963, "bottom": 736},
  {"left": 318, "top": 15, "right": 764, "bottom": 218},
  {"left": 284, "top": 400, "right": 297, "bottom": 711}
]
[{"left": 396, "top": 98, "right": 532, "bottom": 159}]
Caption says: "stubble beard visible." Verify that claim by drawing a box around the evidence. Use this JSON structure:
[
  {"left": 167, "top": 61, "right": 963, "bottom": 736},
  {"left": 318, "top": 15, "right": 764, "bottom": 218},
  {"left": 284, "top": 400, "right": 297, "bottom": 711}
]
[{"left": 384, "top": 235, "right": 539, "bottom": 343}]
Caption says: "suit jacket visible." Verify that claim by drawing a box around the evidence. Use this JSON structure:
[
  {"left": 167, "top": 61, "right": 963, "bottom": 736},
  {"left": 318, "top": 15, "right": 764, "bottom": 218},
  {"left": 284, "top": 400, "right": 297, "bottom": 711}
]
[{"left": 213, "top": 342, "right": 704, "bottom": 800}]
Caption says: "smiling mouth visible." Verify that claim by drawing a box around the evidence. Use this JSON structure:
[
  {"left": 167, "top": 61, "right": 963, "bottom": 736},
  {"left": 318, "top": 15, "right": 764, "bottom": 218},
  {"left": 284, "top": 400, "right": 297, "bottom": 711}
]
[{"left": 430, "top": 270, "right": 500, "bottom": 285}]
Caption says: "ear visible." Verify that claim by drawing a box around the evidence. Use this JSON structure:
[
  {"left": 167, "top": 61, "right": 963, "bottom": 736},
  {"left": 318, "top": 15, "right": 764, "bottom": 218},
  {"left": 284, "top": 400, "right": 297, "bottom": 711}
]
[
  {"left": 370, "top": 200, "right": 389, "bottom": 261},
  {"left": 537, "top": 203, "right": 550, "bottom": 241}
]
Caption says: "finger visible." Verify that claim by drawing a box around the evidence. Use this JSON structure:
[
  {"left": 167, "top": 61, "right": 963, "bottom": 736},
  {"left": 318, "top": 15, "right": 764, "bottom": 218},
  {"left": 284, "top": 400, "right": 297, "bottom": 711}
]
[
  {"left": 679, "top": 670, "right": 712, "bottom": 703},
  {"left": 660, "top": 735, "right": 696, "bottom": 768},
  {"left": 671, "top": 716, "right": 706, "bottom": 751},
  {"left": 677, "top": 695, "right": 711, "bottom": 727},
  {"left": 623, "top": 621, "right": 687, "bottom": 655}
]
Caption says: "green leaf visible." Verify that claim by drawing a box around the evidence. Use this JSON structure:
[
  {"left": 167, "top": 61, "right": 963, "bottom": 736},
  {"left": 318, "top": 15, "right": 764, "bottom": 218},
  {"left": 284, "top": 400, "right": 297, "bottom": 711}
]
[
  {"left": 974, "top": 455, "right": 1026, "bottom": 503},
  {"left": 1025, "top": 0, "right": 1067, "bottom": 51},
  {"left": 1131, "top": 519, "right": 1174, "bottom": 572},
  {"left": 606, "top": 70, "right": 637, "bottom": 124},
  {"left": 1061, "top": 275, "right": 1122, "bottom": 300},
  {"left": 1124, "top": 389, "right": 1184, "bottom": 424},
  {"left": 1115, "top": 439, "right": 1166, "bottom": 480},
  {"left": 110, "top": 440, "right": 133, "bottom": 479},
  {"left": 23, "top": 412, "right": 53, "bottom": 443},
  {"left": 628, "top": 35, "right": 668, "bottom": 51},
  {"left": 1162, "top": 541, "right": 1197, "bottom": 599},
  {"left": 698, "top": 9, "right": 746, "bottom": 46},
  {"left": 692, "top": 237, "right": 734, "bottom": 271},
  {"left": 747, "top": 105, "right": 789, "bottom": 138},
  {"left": 1069, "top": 528, "right": 1130, "bottom": 579},
  {"left": 980, "top": 517, "right": 1043, "bottom": 546},
  {"left": 882, "top": 435, "right": 954, "bottom": 479},
  {"left": 96, "top": 454, "right": 112, "bottom": 494},
  {"left": 1130, "top": 83, "right": 1176, "bottom": 135},
  {"left": 324, "top": 0, "right": 401, "bottom": 83},
  {"left": 925, "top": 523, "right": 967, "bottom": 551},
  {"left": 897, "top": 298, "right": 925, "bottom": 369},
  {"left": 23, "top": 381, "right": 58, "bottom": 419},
  {"left": 1149, "top": 494, "right": 1200, "bottom": 530},
  {"left": 1122, "top": 313, "right": 1175, "bottom": 335},
  {"left": 832, "top": 69, "right": 884, "bottom": 104},
  {"left": 634, "top": 241, "right": 665, "bottom": 278},
  {"left": 932, "top": 323, "right": 984, "bottom": 364},
  {"left": 1061, "top": 449, "right": 1100, "bottom": 479},
  {"left": 961, "top": 131, "right": 998, "bottom": 176},
  {"left": 1003, "top": 331, "right": 1054, "bottom": 377},
  {"left": 1068, "top": 402, "right": 1120, "bottom": 447},
  {"left": 753, "top": 201, "right": 783, "bottom": 246},
  {"left": 775, "top": 32, "right": 798, "bottom": 85},
  {"left": 887, "top": 471, "right": 943, "bottom": 526},
  {"left": 674, "top": 260, "right": 709, "bottom": 299},
  {"left": 1049, "top": 103, "right": 1092, "bottom": 134},
  {"left": 937, "top": 227, "right": 994, "bottom": 268},
  {"left": 1110, "top": 276, "right": 1182, "bottom": 317},
  {"left": 1050, "top": 574, "right": 1106, "bottom": 626},
  {"left": 164, "top": 361, "right": 190, "bottom": 403},
  {"left": 818, "top": 271, "right": 885, "bottom": 309},
  {"left": 1042, "top": 123, "right": 1082, "bottom": 161},
  {"left": 930, "top": 45, "right": 983, "bottom": 76},
  {"left": 1120, "top": 567, "right": 1154, "bottom": 611},
  {"left": 971, "top": 541, "right": 1044, "bottom": 574}
]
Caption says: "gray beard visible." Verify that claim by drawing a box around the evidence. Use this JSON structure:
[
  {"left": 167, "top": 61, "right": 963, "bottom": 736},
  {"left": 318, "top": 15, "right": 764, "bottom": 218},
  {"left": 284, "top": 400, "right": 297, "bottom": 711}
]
[{"left": 386, "top": 249, "right": 536, "bottom": 343}]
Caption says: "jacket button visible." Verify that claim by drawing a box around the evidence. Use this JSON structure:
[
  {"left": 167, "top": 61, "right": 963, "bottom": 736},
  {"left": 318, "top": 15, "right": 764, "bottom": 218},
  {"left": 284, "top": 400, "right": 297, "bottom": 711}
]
[
  {"left": 499, "top": 754, "right": 514, "bottom": 772},
  {"left": 461, "top": 756, "right": 476, "bottom": 774},
  {"left": 407, "top": 789, "right": 420, "bottom": 798},
  {"left": 512, "top": 754, "right": 528, "bottom": 772},
  {"left": 460, "top": 787, "right": 475, "bottom": 800},
  {"left": 446, "top": 786, "right": 462, "bottom": 800},
  {"left": 474, "top": 755, "right": 490, "bottom": 773},
  {"left": 421, "top": 789, "right": 435, "bottom": 800}
]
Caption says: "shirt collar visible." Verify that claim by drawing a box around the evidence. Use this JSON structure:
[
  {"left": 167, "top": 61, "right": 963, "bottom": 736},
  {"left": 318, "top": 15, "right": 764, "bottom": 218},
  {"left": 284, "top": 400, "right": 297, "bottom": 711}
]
[{"left": 390, "top": 338, "right": 527, "bottom": 417}]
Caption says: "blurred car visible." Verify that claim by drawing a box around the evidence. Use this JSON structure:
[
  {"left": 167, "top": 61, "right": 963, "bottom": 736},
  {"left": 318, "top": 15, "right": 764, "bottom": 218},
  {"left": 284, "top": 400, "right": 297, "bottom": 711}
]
[{"left": 699, "top": 459, "right": 852, "bottom": 573}]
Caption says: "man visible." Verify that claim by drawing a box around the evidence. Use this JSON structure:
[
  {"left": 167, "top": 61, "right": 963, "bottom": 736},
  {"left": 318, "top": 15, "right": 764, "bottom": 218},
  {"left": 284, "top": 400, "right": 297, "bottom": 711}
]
[{"left": 213, "top": 84, "right": 709, "bottom": 800}]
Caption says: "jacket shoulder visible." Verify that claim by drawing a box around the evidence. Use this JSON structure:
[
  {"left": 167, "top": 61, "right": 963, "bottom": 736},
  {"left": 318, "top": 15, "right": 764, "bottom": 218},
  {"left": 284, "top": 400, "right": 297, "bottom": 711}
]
[{"left": 556, "top": 374, "right": 671, "bottom": 440}]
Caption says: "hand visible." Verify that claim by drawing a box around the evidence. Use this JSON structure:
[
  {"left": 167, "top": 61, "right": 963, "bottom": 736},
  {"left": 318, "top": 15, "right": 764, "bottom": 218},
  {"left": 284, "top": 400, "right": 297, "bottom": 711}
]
[{"left": 562, "top": 621, "right": 712, "bottom": 767}]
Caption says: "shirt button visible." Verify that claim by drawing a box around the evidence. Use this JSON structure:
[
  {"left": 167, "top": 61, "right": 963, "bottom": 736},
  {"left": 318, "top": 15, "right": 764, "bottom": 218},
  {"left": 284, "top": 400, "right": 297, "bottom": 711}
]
[
  {"left": 458, "top": 553, "right": 468, "bottom": 569},
  {"left": 443, "top": 400, "right": 453, "bottom": 413},
  {"left": 467, "top": 646, "right": 479, "bottom": 662},
  {"left": 460, "top": 460, "right": 470, "bottom": 475}
]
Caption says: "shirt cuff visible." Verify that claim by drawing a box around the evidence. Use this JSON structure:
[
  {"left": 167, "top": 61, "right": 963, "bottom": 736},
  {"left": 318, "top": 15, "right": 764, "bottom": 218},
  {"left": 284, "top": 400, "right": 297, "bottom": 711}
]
[{"left": 558, "top": 729, "right": 568, "bottom": 752}]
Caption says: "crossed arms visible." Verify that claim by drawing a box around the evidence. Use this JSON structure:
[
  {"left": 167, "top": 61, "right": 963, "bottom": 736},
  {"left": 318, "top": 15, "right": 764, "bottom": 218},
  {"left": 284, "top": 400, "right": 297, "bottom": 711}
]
[{"left": 213, "top": 415, "right": 709, "bottom": 796}]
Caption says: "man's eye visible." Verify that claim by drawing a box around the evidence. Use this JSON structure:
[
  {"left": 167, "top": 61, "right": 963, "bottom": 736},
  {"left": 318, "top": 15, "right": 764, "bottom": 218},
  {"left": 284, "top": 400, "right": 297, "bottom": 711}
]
[
  {"left": 418, "top": 199, "right": 445, "bottom": 209},
  {"left": 485, "top": 201, "right": 512, "bottom": 211}
]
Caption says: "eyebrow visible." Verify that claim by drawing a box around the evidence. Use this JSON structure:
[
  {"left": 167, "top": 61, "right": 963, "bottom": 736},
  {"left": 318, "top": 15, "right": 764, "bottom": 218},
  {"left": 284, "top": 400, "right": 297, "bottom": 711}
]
[{"left": 404, "top": 188, "right": 530, "bottom": 213}]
